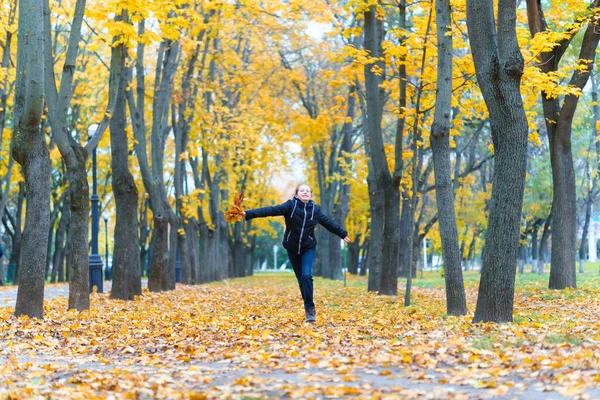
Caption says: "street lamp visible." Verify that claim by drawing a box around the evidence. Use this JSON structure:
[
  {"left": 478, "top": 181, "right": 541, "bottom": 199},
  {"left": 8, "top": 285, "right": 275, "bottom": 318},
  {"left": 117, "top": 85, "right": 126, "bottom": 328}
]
[
  {"left": 103, "top": 214, "right": 110, "bottom": 281},
  {"left": 88, "top": 125, "right": 103, "bottom": 293},
  {"left": 175, "top": 244, "right": 181, "bottom": 283}
]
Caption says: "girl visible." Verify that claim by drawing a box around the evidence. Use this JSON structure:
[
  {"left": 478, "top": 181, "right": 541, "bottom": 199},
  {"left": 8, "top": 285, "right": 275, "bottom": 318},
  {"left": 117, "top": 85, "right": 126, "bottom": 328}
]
[{"left": 242, "top": 184, "right": 351, "bottom": 322}]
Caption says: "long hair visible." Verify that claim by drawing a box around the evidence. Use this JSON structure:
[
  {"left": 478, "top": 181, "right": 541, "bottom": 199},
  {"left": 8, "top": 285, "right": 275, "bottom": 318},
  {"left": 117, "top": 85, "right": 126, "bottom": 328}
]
[{"left": 294, "top": 184, "right": 312, "bottom": 197}]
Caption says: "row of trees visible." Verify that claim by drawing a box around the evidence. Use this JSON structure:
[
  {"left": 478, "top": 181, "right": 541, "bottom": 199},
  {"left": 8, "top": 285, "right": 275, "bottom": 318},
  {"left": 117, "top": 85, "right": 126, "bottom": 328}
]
[{"left": 2, "top": 0, "right": 600, "bottom": 322}]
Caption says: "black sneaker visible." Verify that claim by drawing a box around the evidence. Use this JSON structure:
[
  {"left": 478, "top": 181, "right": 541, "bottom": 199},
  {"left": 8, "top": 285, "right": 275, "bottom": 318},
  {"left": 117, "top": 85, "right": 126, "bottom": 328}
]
[{"left": 305, "top": 307, "right": 316, "bottom": 323}]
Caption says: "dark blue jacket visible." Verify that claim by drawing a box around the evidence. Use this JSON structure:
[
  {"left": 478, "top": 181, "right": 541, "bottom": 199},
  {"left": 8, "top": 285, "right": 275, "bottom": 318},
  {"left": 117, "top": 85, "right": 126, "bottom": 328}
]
[{"left": 245, "top": 197, "right": 348, "bottom": 255}]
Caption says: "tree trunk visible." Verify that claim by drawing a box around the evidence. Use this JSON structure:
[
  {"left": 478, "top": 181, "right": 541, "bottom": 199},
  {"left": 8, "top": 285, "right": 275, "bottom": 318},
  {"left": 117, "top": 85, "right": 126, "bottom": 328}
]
[
  {"left": 165, "top": 208, "right": 178, "bottom": 290},
  {"left": 127, "top": 21, "right": 179, "bottom": 292},
  {"left": 363, "top": 5, "right": 402, "bottom": 296},
  {"left": 466, "top": 231, "right": 477, "bottom": 271},
  {"left": 139, "top": 199, "right": 150, "bottom": 278},
  {"left": 431, "top": 0, "right": 467, "bottom": 315},
  {"left": 530, "top": 222, "right": 539, "bottom": 273},
  {"left": 185, "top": 221, "right": 200, "bottom": 284},
  {"left": 366, "top": 168, "right": 383, "bottom": 292},
  {"left": 359, "top": 243, "right": 368, "bottom": 276},
  {"left": 468, "top": 0, "right": 529, "bottom": 323},
  {"left": 13, "top": 0, "right": 49, "bottom": 319},
  {"left": 548, "top": 134, "right": 577, "bottom": 288},
  {"left": 51, "top": 193, "right": 69, "bottom": 283},
  {"left": 538, "top": 213, "right": 551, "bottom": 274},
  {"left": 526, "top": 0, "right": 600, "bottom": 290},
  {"left": 578, "top": 191, "right": 592, "bottom": 274},
  {"left": 518, "top": 229, "right": 527, "bottom": 274},
  {"left": 110, "top": 39, "right": 140, "bottom": 300},
  {"left": 347, "top": 234, "right": 360, "bottom": 275},
  {"left": 398, "top": 193, "right": 412, "bottom": 278},
  {"left": 66, "top": 153, "right": 91, "bottom": 310}
]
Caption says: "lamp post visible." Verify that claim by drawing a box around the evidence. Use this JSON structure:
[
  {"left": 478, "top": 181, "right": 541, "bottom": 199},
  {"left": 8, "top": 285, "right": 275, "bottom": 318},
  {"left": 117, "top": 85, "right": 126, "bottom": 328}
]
[
  {"left": 104, "top": 214, "right": 110, "bottom": 281},
  {"left": 175, "top": 245, "right": 181, "bottom": 283},
  {"left": 88, "top": 125, "right": 104, "bottom": 293}
]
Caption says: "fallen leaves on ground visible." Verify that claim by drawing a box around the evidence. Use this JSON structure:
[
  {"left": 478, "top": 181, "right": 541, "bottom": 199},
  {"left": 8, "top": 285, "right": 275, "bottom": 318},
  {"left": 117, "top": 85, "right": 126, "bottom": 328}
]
[{"left": 1, "top": 273, "right": 600, "bottom": 399}]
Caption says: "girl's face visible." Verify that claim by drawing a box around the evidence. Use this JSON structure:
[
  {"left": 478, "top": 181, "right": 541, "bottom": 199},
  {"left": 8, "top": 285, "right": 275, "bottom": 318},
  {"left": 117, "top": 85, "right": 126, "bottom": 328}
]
[{"left": 296, "top": 185, "right": 312, "bottom": 203}]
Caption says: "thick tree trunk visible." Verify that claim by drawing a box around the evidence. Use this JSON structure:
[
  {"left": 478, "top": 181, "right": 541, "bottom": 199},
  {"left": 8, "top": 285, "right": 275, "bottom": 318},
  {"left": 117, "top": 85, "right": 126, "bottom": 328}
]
[
  {"left": 363, "top": 6, "right": 401, "bottom": 296},
  {"left": 468, "top": 0, "right": 529, "bottom": 323},
  {"left": 13, "top": 0, "right": 49, "bottom": 319},
  {"left": 185, "top": 222, "right": 200, "bottom": 284},
  {"left": 526, "top": 0, "right": 600, "bottom": 289},
  {"left": 548, "top": 135, "right": 577, "bottom": 288},
  {"left": 231, "top": 222, "right": 246, "bottom": 278},
  {"left": 366, "top": 168, "right": 383, "bottom": 292},
  {"left": 431, "top": 0, "right": 466, "bottom": 315},
  {"left": 14, "top": 154, "right": 50, "bottom": 318},
  {"left": 66, "top": 154, "right": 90, "bottom": 311},
  {"left": 148, "top": 216, "right": 169, "bottom": 291},
  {"left": 380, "top": 182, "right": 401, "bottom": 294},
  {"left": 127, "top": 23, "right": 179, "bottom": 292},
  {"left": 110, "top": 41, "right": 140, "bottom": 300}
]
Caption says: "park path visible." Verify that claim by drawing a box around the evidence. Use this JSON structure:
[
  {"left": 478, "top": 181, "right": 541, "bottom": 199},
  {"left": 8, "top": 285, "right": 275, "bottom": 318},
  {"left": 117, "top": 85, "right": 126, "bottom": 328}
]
[
  {"left": 0, "top": 282, "right": 73, "bottom": 308},
  {"left": 0, "top": 280, "right": 140, "bottom": 308}
]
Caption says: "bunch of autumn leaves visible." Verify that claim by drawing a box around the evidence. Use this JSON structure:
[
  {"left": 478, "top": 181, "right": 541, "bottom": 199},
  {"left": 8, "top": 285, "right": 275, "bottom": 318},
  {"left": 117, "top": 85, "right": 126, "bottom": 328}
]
[{"left": 224, "top": 192, "right": 245, "bottom": 223}]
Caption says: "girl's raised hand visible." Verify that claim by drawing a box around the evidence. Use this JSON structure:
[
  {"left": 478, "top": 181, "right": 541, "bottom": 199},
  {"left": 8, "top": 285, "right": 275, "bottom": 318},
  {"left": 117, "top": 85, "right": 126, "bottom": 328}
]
[{"left": 343, "top": 236, "right": 351, "bottom": 243}]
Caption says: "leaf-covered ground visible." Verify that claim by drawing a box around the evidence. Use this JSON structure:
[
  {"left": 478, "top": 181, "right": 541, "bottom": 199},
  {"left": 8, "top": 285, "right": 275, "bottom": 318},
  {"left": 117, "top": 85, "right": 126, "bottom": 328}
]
[{"left": 2, "top": 271, "right": 600, "bottom": 399}]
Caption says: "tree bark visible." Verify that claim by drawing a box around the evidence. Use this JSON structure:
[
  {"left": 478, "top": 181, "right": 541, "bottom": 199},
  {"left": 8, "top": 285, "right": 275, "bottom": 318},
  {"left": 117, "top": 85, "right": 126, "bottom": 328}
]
[
  {"left": 109, "top": 35, "right": 140, "bottom": 300},
  {"left": 51, "top": 193, "right": 69, "bottom": 283},
  {"left": 579, "top": 190, "right": 593, "bottom": 273},
  {"left": 43, "top": 0, "right": 120, "bottom": 309},
  {"left": 467, "top": 0, "right": 529, "bottom": 323},
  {"left": 530, "top": 222, "right": 540, "bottom": 273},
  {"left": 431, "top": 0, "right": 467, "bottom": 316},
  {"left": 363, "top": 5, "right": 402, "bottom": 296},
  {"left": 538, "top": 212, "right": 551, "bottom": 274},
  {"left": 12, "top": 0, "right": 49, "bottom": 318},
  {"left": 127, "top": 22, "right": 180, "bottom": 292},
  {"left": 526, "top": 0, "right": 600, "bottom": 289},
  {"left": 347, "top": 234, "right": 360, "bottom": 275}
]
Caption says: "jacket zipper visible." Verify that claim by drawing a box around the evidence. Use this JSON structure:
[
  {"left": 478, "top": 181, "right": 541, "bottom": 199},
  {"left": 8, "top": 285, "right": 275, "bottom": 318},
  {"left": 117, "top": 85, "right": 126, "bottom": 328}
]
[
  {"left": 298, "top": 202, "right": 307, "bottom": 254},
  {"left": 286, "top": 230, "right": 292, "bottom": 242}
]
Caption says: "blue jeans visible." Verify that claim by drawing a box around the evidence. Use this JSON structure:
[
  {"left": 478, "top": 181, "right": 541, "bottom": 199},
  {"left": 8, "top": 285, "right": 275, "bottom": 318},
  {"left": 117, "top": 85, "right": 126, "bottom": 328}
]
[{"left": 287, "top": 247, "right": 316, "bottom": 310}]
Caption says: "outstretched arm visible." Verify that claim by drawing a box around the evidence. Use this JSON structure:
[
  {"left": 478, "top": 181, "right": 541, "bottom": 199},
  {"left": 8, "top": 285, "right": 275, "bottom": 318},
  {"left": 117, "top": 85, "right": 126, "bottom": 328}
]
[
  {"left": 318, "top": 210, "right": 351, "bottom": 242},
  {"left": 244, "top": 200, "right": 291, "bottom": 220}
]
